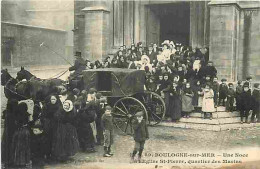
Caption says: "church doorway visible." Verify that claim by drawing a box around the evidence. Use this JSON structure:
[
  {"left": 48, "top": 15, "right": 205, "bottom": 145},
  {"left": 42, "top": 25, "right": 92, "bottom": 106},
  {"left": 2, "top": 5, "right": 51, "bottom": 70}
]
[{"left": 146, "top": 2, "right": 190, "bottom": 46}]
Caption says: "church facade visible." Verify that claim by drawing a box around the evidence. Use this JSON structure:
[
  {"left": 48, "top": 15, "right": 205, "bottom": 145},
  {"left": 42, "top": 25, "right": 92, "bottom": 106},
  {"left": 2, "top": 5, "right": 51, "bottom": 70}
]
[{"left": 74, "top": 0, "right": 260, "bottom": 81}]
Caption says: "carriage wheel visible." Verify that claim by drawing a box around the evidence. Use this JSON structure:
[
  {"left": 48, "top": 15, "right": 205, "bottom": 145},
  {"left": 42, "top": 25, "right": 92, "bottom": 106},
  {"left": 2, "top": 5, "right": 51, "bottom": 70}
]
[
  {"left": 112, "top": 97, "right": 148, "bottom": 135},
  {"left": 137, "top": 91, "right": 166, "bottom": 126}
]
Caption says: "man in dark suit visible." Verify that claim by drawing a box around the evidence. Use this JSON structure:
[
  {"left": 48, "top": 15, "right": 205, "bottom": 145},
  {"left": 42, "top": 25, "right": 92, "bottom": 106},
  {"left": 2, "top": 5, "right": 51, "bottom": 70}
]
[
  {"left": 69, "top": 51, "right": 86, "bottom": 77},
  {"left": 147, "top": 45, "right": 157, "bottom": 64}
]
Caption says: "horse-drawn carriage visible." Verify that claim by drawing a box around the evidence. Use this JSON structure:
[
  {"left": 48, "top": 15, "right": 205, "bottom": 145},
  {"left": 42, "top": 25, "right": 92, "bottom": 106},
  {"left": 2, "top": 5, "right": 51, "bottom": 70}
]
[
  {"left": 1, "top": 67, "right": 166, "bottom": 135},
  {"left": 74, "top": 68, "right": 166, "bottom": 134}
]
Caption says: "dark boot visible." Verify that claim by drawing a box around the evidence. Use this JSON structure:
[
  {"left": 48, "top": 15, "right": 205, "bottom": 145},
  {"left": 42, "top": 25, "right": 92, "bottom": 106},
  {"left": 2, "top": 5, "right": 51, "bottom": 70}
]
[
  {"left": 138, "top": 148, "right": 143, "bottom": 163},
  {"left": 108, "top": 146, "right": 113, "bottom": 155},
  {"left": 204, "top": 112, "right": 207, "bottom": 119},
  {"left": 131, "top": 150, "right": 138, "bottom": 163},
  {"left": 103, "top": 147, "right": 111, "bottom": 157},
  {"left": 240, "top": 116, "right": 244, "bottom": 124}
]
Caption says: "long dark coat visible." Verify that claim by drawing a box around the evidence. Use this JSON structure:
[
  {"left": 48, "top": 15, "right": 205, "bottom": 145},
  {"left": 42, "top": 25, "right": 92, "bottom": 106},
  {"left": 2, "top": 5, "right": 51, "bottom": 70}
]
[
  {"left": 240, "top": 90, "right": 252, "bottom": 111},
  {"left": 51, "top": 107, "right": 79, "bottom": 159},
  {"left": 132, "top": 119, "right": 149, "bottom": 142},
  {"left": 1, "top": 99, "right": 19, "bottom": 166},
  {"left": 168, "top": 87, "right": 182, "bottom": 120},
  {"left": 252, "top": 89, "right": 260, "bottom": 111},
  {"left": 76, "top": 102, "right": 96, "bottom": 150}
]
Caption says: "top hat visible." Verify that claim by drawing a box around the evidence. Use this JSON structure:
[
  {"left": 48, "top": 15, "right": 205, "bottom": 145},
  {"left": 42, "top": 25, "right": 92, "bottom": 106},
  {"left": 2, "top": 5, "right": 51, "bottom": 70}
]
[{"left": 75, "top": 51, "right": 81, "bottom": 57}]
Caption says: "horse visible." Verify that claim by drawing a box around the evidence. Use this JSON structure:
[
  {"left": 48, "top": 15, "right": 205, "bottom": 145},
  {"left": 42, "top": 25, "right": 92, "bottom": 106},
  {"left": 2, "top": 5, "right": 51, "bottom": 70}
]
[
  {"left": 16, "top": 67, "right": 66, "bottom": 102},
  {"left": 1, "top": 69, "right": 25, "bottom": 100}
]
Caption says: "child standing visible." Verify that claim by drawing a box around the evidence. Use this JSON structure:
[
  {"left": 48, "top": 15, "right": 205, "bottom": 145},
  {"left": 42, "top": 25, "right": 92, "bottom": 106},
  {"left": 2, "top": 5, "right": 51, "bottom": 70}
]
[
  {"left": 226, "top": 83, "right": 236, "bottom": 111},
  {"left": 251, "top": 83, "right": 260, "bottom": 123},
  {"left": 218, "top": 78, "right": 228, "bottom": 106},
  {"left": 131, "top": 111, "right": 149, "bottom": 163},
  {"left": 101, "top": 106, "right": 114, "bottom": 157},
  {"left": 202, "top": 84, "right": 215, "bottom": 119},
  {"left": 240, "top": 84, "right": 252, "bottom": 123},
  {"left": 182, "top": 83, "right": 194, "bottom": 118}
]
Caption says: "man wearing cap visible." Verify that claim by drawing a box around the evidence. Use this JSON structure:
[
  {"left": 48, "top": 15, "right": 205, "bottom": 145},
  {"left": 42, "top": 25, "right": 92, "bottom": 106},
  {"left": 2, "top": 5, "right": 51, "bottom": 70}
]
[
  {"left": 101, "top": 106, "right": 114, "bottom": 157},
  {"left": 69, "top": 51, "right": 86, "bottom": 78},
  {"left": 240, "top": 83, "right": 252, "bottom": 123},
  {"left": 131, "top": 111, "right": 149, "bottom": 163}
]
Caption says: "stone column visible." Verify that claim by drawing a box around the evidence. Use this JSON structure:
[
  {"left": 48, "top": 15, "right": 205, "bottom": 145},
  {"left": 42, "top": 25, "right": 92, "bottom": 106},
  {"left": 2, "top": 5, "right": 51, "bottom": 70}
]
[
  {"left": 209, "top": 2, "right": 240, "bottom": 81},
  {"left": 82, "top": 6, "right": 110, "bottom": 61}
]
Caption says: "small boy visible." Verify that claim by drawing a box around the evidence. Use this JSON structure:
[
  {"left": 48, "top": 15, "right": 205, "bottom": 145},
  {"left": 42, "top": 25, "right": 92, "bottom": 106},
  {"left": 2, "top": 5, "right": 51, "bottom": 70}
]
[
  {"left": 101, "top": 106, "right": 114, "bottom": 157},
  {"left": 131, "top": 111, "right": 149, "bottom": 163},
  {"left": 226, "top": 83, "right": 236, "bottom": 111},
  {"left": 218, "top": 78, "right": 228, "bottom": 106},
  {"left": 251, "top": 83, "right": 260, "bottom": 123}
]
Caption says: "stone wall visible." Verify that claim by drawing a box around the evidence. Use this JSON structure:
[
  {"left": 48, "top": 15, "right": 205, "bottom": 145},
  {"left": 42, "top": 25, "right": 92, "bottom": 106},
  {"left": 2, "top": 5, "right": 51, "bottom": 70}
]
[
  {"left": 1, "top": 22, "right": 70, "bottom": 67},
  {"left": 247, "top": 10, "right": 260, "bottom": 80},
  {"left": 209, "top": 5, "right": 239, "bottom": 82}
]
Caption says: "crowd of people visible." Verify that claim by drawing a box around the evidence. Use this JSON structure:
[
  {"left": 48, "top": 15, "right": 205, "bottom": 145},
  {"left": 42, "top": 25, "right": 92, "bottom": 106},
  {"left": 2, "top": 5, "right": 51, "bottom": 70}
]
[{"left": 1, "top": 40, "right": 259, "bottom": 168}]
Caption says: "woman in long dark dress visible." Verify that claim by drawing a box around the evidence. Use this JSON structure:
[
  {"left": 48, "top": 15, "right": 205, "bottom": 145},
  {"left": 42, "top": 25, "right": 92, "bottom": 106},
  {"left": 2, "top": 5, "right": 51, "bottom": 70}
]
[
  {"left": 51, "top": 100, "right": 79, "bottom": 161},
  {"left": 76, "top": 101, "right": 97, "bottom": 152},
  {"left": 11, "top": 102, "right": 31, "bottom": 168},
  {"left": 181, "top": 83, "right": 194, "bottom": 118},
  {"left": 168, "top": 82, "right": 182, "bottom": 122},
  {"left": 39, "top": 95, "right": 62, "bottom": 160},
  {"left": 1, "top": 99, "right": 19, "bottom": 168}
]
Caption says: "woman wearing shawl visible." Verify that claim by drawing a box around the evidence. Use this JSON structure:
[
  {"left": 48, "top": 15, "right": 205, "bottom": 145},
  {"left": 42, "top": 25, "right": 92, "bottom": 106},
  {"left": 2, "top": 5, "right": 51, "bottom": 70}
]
[
  {"left": 38, "top": 95, "right": 62, "bottom": 160},
  {"left": 51, "top": 100, "right": 79, "bottom": 161}
]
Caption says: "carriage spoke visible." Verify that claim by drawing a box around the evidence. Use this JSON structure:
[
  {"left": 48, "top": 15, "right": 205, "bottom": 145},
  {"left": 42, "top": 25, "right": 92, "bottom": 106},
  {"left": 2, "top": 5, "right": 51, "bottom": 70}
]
[
  {"left": 121, "top": 101, "right": 129, "bottom": 114},
  {"left": 124, "top": 119, "right": 130, "bottom": 133},
  {"left": 115, "top": 106, "right": 127, "bottom": 115},
  {"left": 151, "top": 111, "right": 162, "bottom": 120},
  {"left": 141, "top": 96, "right": 146, "bottom": 103},
  {"left": 130, "top": 122, "right": 133, "bottom": 134}
]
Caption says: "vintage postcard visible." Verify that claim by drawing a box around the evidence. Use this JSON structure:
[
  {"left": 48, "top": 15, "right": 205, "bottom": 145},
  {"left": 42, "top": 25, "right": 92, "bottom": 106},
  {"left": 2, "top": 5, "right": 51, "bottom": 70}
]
[{"left": 1, "top": 0, "right": 260, "bottom": 168}]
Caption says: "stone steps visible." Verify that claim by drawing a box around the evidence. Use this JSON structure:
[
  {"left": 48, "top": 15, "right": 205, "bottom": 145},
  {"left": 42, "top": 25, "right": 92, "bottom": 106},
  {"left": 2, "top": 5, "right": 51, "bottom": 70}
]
[
  {"left": 189, "top": 111, "right": 240, "bottom": 118},
  {"left": 159, "top": 122, "right": 260, "bottom": 131},
  {"left": 159, "top": 106, "right": 257, "bottom": 131},
  {"left": 179, "top": 117, "right": 242, "bottom": 125}
]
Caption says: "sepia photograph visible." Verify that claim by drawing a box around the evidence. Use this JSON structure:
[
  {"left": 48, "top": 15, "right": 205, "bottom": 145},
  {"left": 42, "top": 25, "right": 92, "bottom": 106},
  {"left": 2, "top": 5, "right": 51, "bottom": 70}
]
[{"left": 1, "top": 0, "right": 260, "bottom": 168}]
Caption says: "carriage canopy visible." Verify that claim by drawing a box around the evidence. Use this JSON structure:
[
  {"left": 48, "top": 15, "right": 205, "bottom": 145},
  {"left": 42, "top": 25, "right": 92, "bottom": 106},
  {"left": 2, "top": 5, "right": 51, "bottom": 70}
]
[{"left": 82, "top": 68, "right": 145, "bottom": 96}]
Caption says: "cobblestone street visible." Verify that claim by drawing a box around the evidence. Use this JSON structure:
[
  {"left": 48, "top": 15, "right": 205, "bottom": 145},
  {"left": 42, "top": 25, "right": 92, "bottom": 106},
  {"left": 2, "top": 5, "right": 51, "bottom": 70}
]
[{"left": 39, "top": 126, "right": 260, "bottom": 169}]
